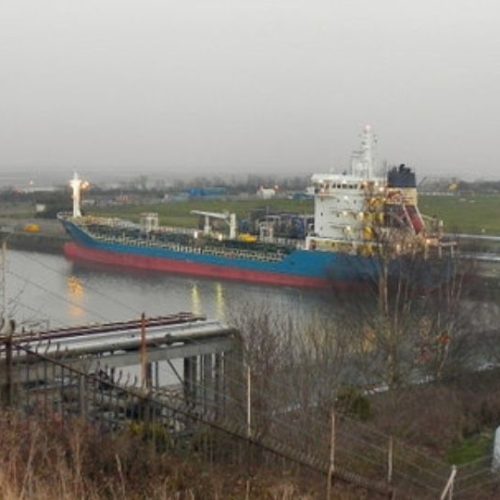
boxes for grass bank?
[91,194,500,235]
[92,198,313,228]
[0,411,370,500]
[419,194,500,235]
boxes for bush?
[336,387,372,422]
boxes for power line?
[2,253,469,490]
[8,297,66,330]
[6,268,111,323]
[14,251,142,316]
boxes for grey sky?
[1,0,499,180]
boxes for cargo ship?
[59,127,454,289]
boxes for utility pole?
[0,237,6,320]
[0,227,13,321]
[326,410,336,500]
[246,365,252,438]
[0,229,14,407]
[140,313,151,391]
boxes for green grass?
[91,194,500,235]
[420,194,500,235]
[446,432,492,465]
[93,198,314,228]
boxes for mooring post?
[326,410,336,500]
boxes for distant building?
[162,192,189,202]
[17,186,59,194]
[292,192,313,201]
[256,186,276,199]
[187,187,227,199]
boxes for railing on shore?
[1,324,499,499]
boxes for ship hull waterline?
[63,242,373,291]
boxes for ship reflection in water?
[67,275,85,319]
[7,250,334,329]
[190,283,202,316]
[214,282,226,321]
[190,282,226,320]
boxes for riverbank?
[0,218,69,254]
[2,216,500,297]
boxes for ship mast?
[351,124,376,179]
[70,172,82,218]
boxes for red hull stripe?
[64,243,334,289]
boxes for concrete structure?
[1,313,243,412]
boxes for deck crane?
[190,210,237,240]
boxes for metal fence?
[1,335,499,499]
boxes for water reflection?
[190,283,202,316]
[214,282,226,321]
[8,250,335,328]
[67,275,85,318]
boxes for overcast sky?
[1,0,499,180]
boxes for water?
[4,250,334,330]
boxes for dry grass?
[369,368,500,458]
[0,410,364,500]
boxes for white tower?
[70,172,83,218]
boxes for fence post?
[246,365,252,439]
[326,410,336,500]
[140,313,151,392]
[79,374,87,418]
[245,365,252,500]
[387,436,393,485]
[440,465,457,500]
[387,435,395,498]
[5,332,13,406]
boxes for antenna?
[351,125,377,178]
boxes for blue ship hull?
[61,219,379,289]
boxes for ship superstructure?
[59,127,454,288]
[307,126,447,259]
[308,125,385,250]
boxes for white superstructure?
[309,126,385,247]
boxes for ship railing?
[78,216,138,229]
[259,236,305,249]
[156,225,199,236]
[87,227,287,263]
[78,215,302,249]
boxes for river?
[4,250,335,331]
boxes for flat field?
[419,194,500,235]
[91,194,500,235]
[92,198,314,228]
